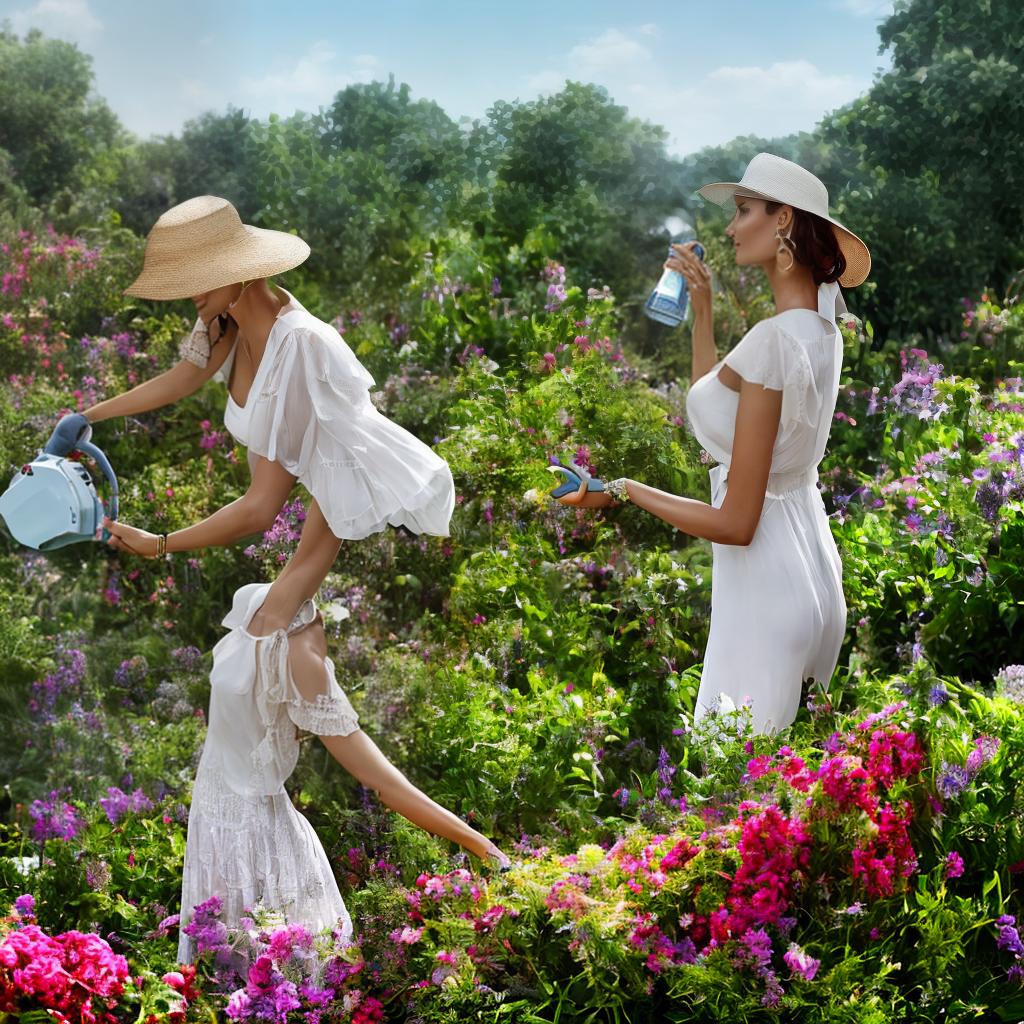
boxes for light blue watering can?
[0,413,118,551]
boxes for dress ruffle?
[177,771,353,964]
[722,319,821,431]
[240,319,455,540]
[221,582,361,755]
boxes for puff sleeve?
[244,324,455,540]
[722,320,821,431]
[253,625,361,739]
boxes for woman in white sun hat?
[56,195,510,961]
[558,152,871,736]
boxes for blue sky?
[1,0,897,157]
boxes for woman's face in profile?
[725,194,791,268]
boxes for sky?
[1,0,898,158]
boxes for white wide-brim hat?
[124,195,311,300]
[696,152,871,289]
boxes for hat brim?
[695,181,871,289]
[123,225,311,301]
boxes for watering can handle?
[76,440,119,535]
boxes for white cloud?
[650,59,865,154]
[524,69,569,95]
[9,0,101,43]
[522,27,870,158]
[706,58,855,98]
[831,0,895,17]
[239,40,380,110]
[568,28,651,71]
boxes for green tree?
[0,26,121,205]
[820,0,1024,339]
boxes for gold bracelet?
[156,533,167,557]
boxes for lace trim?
[179,768,353,963]
[287,691,360,736]
[178,318,212,369]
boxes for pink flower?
[390,926,424,945]
[783,942,821,980]
[945,851,965,879]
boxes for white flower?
[321,600,351,624]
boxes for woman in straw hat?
[50,195,510,961]
[556,153,870,736]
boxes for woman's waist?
[710,462,819,500]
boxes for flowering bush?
[2,219,1024,1020]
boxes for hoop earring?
[774,227,796,272]
[227,280,251,311]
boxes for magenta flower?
[945,851,965,879]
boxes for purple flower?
[936,763,972,799]
[172,645,203,671]
[929,684,950,706]
[997,915,1024,957]
[183,894,229,954]
[99,786,154,825]
[975,481,1005,523]
[965,735,1000,774]
[904,512,924,533]
[995,664,1024,703]
[29,790,82,842]
[13,894,35,918]
[30,636,87,720]
[945,851,965,879]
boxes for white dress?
[683,281,849,735]
[176,289,455,960]
[177,582,361,963]
[204,287,455,540]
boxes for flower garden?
[0,215,1022,1024]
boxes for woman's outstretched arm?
[319,729,500,860]
[105,453,297,555]
[84,333,236,422]
[559,378,782,547]
[285,616,509,866]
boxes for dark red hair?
[763,200,846,286]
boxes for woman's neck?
[228,280,286,344]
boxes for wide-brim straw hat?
[124,195,311,300]
[695,152,871,288]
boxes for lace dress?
[177,582,361,963]
[175,289,458,961]
[682,281,850,735]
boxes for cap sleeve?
[243,321,455,540]
[722,319,820,431]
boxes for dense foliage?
[2,0,1024,1019]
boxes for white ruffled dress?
[683,281,849,735]
[175,291,457,960]
[186,288,455,540]
[177,582,361,963]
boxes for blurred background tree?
[1,0,1021,366]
